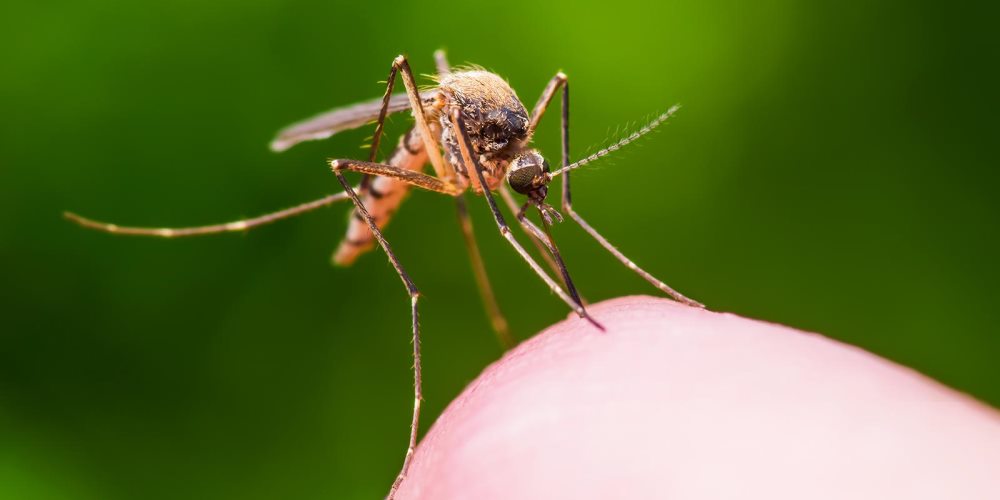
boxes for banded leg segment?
[333,171,423,500]
[448,108,602,330]
[537,73,704,307]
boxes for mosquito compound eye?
[508,163,542,194]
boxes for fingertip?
[398,295,1000,500]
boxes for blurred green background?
[1,0,997,498]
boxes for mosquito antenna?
[549,105,680,178]
[64,190,354,237]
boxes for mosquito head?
[507,149,551,200]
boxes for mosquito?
[64,50,703,498]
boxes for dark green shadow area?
[1,0,997,498]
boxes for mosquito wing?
[270,90,439,152]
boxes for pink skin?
[398,296,1000,499]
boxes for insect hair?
[550,105,680,177]
[422,63,490,85]
[581,117,647,169]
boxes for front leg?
[447,107,602,330]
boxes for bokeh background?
[2,0,997,498]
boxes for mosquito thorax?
[507,150,551,198]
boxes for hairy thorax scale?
[432,70,531,193]
[335,71,531,265]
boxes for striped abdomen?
[333,129,427,266]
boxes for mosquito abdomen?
[333,128,428,266]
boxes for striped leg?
[333,172,423,500]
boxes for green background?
[2,0,997,498]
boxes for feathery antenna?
[549,105,680,178]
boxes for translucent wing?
[270,90,439,152]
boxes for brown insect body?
[338,70,546,264]
[64,51,701,500]
[434,70,532,192]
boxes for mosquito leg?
[499,186,578,301]
[455,196,514,349]
[358,57,407,194]
[434,49,450,77]
[498,184,564,286]
[333,171,423,500]
[510,200,585,308]
[393,55,457,184]
[527,72,567,137]
[554,75,704,307]
[329,159,461,196]
[64,191,353,237]
[448,108,603,330]
[563,207,703,307]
